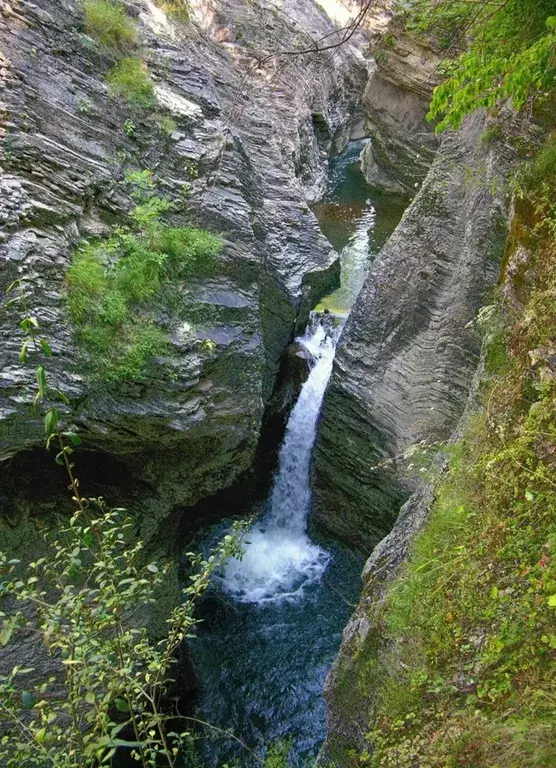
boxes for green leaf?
[21,316,39,331]
[39,338,53,357]
[546,16,556,29]
[20,339,32,363]
[44,408,59,438]
[548,594,556,607]
[107,738,145,748]
[0,626,14,646]
[21,691,36,709]
[63,431,81,446]
[36,365,47,398]
[146,563,159,574]
[114,697,130,713]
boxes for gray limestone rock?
[360,16,442,193]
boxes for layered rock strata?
[360,15,442,193]
[316,111,526,764]
[313,110,517,553]
[0,0,367,536]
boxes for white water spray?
[221,317,339,603]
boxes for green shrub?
[124,168,156,198]
[408,0,556,131]
[156,113,177,136]
[525,137,556,189]
[65,179,221,381]
[106,57,155,107]
[0,504,245,767]
[153,226,222,277]
[81,322,170,381]
[512,137,556,241]
[83,0,137,51]
[65,246,107,323]
[155,0,190,22]
[114,237,167,302]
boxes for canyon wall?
[313,109,517,552]
[0,0,367,541]
[315,104,527,760]
[359,14,442,193]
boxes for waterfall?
[220,315,339,603]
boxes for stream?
[188,141,407,767]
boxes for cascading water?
[220,317,339,603]
[189,141,407,767]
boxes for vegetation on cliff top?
[404,0,556,132]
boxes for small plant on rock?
[83,0,138,52]
[106,57,155,108]
[64,169,222,381]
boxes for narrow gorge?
[1,1,555,767]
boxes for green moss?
[106,57,155,107]
[83,0,137,51]
[480,124,505,144]
[65,175,222,382]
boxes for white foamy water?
[221,317,339,603]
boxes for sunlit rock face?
[0,0,368,532]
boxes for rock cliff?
[0,0,367,540]
[313,110,517,554]
[359,14,442,193]
[315,108,529,763]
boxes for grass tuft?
[106,57,155,107]
[83,0,137,51]
[65,175,221,381]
